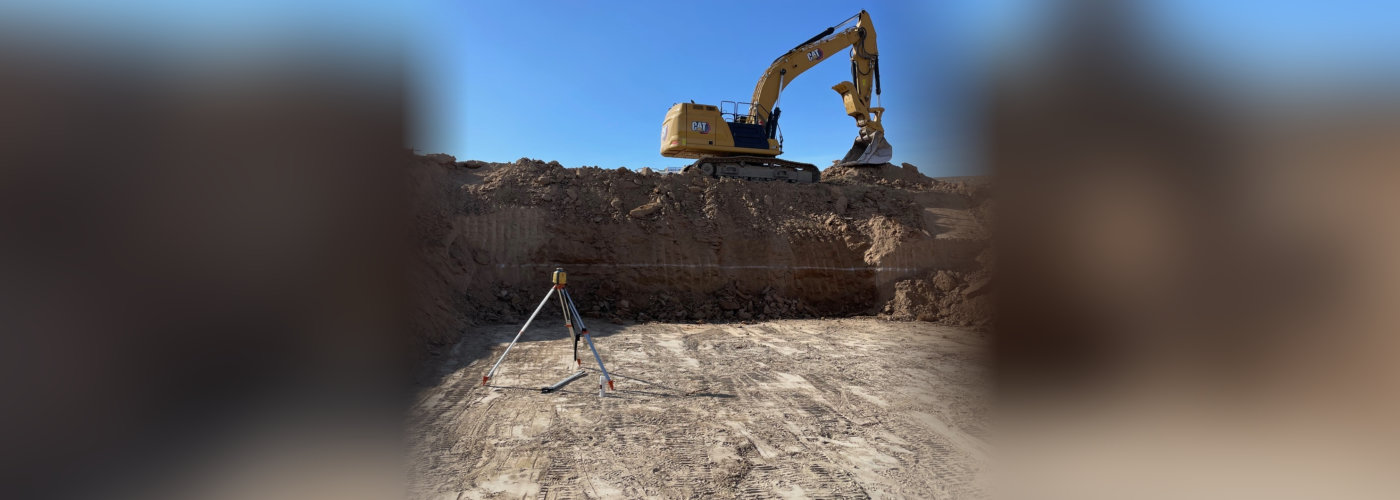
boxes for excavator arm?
[748,10,892,165]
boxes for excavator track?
[682,155,821,183]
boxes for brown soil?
[409,154,991,359]
[406,154,993,497]
[409,319,989,499]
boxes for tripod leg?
[582,332,613,392]
[558,290,579,367]
[564,289,613,391]
[483,286,556,385]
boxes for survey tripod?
[482,268,615,394]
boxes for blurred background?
[988,1,1400,499]
[0,1,409,499]
[3,0,1399,498]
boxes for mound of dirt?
[883,269,994,326]
[824,162,983,194]
[410,154,991,357]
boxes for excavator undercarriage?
[682,155,822,183]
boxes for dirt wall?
[410,154,990,355]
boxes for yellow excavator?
[659,10,891,183]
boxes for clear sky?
[4,0,1398,176]
[407,1,1400,176]
[408,1,980,176]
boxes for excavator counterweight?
[660,10,892,182]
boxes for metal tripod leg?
[563,288,613,391]
[558,290,580,368]
[483,286,556,385]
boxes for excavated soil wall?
[411,154,990,353]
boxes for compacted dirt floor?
[409,319,989,499]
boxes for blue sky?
[408,1,980,175]
[4,0,1398,177]
[407,1,1400,176]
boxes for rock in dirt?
[933,270,960,292]
[628,199,663,218]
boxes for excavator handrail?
[719,100,771,125]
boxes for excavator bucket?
[837,131,893,166]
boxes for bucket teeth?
[838,131,893,166]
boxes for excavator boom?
[747,10,891,165]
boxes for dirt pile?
[883,268,993,325]
[825,162,984,194]
[410,153,990,352]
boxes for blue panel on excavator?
[728,122,768,149]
